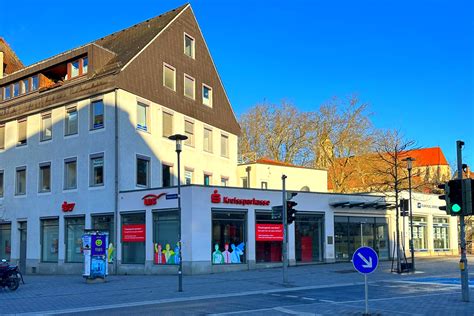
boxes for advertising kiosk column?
[82,231,109,282]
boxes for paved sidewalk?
[0,256,473,315]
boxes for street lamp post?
[168,133,188,292]
[403,157,416,272]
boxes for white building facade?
[0,4,240,274]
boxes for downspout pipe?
[114,88,119,275]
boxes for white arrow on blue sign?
[352,246,379,274]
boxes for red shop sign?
[62,201,75,212]
[122,224,146,242]
[142,193,166,206]
[211,190,270,206]
[256,224,283,241]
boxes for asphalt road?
[63,280,470,316]
[3,257,474,315]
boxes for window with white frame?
[162,111,173,138]
[64,158,77,190]
[184,33,195,58]
[221,177,228,187]
[39,162,51,193]
[184,74,195,99]
[15,166,26,195]
[261,181,268,189]
[163,64,176,91]
[90,100,104,130]
[0,170,4,197]
[136,155,150,187]
[184,120,194,146]
[65,107,78,136]
[433,217,450,250]
[40,113,52,141]
[136,102,149,131]
[185,170,193,185]
[17,119,27,146]
[0,125,4,149]
[203,128,213,153]
[220,134,229,157]
[90,153,104,186]
[202,84,212,107]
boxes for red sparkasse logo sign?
[210,190,270,206]
[256,224,284,241]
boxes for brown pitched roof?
[94,3,188,72]
[0,37,24,74]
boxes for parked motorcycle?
[0,259,20,291]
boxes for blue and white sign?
[352,246,378,274]
[166,193,178,200]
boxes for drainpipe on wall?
[114,89,119,275]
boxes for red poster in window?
[122,224,146,242]
[256,224,283,241]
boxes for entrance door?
[18,222,27,273]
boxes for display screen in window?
[212,212,246,264]
[256,212,282,263]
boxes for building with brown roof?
[327,147,451,193]
[0,4,241,274]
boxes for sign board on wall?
[122,224,146,242]
[256,224,283,241]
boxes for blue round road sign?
[352,246,378,274]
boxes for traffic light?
[287,201,297,224]
[439,179,469,216]
[286,192,298,225]
[400,199,409,217]
[448,179,463,215]
[438,182,449,213]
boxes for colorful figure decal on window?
[107,243,115,263]
[212,243,224,264]
[230,242,245,263]
[162,243,175,263]
[174,243,181,264]
[154,243,166,264]
[222,243,231,264]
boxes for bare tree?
[239,101,315,165]
[313,95,376,192]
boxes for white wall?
[237,163,327,192]
[117,90,238,191]
[0,91,117,263]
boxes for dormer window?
[1,75,39,101]
[67,56,88,80]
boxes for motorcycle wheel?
[7,276,19,291]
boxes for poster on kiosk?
[82,231,109,280]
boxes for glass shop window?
[211,211,246,264]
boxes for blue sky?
[1,0,472,166]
